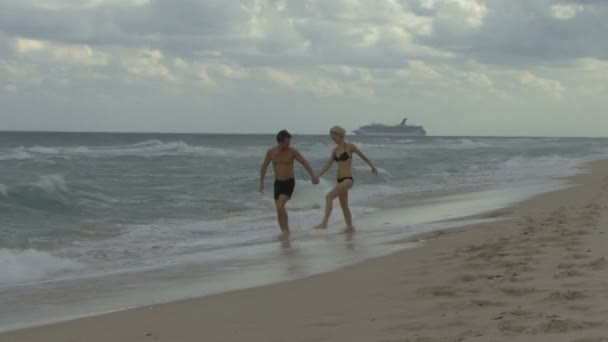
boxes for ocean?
[1,132,607,331]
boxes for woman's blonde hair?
[329,125,346,137]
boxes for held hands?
[311,175,320,185]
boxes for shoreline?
[4,159,608,341]
[0,180,566,333]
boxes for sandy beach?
[4,159,608,342]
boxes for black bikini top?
[334,150,350,162]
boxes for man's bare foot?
[276,232,290,241]
[344,225,355,234]
[314,223,328,229]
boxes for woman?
[315,126,377,232]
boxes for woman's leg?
[315,180,353,229]
[338,187,353,231]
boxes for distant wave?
[349,139,493,151]
[27,146,63,154]
[33,174,69,194]
[0,175,115,212]
[500,154,581,173]
[0,138,495,161]
[0,140,246,159]
[433,138,492,150]
[0,150,34,161]
[0,249,83,286]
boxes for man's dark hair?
[276,129,292,143]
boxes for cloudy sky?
[0,0,606,136]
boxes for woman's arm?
[351,143,378,175]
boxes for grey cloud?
[1,0,608,70]
[0,0,607,136]
[0,6,136,49]
[0,0,440,69]
[0,1,251,51]
[563,0,608,5]
[416,0,608,65]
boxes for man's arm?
[351,143,378,175]
[293,149,318,184]
[259,149,272,193]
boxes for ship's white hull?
[353,130,427,137]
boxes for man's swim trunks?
[274,178,296,200]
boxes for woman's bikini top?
[334,150,351,162]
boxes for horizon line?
[0,130,606,139]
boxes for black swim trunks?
[274,178,295,200]
[337,177,354,184]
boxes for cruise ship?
[353,118,427,137]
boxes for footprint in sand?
[500,259,531,268]
[457,274,488,283]
[555,239,583,248]
[500,286,541,297]
[471,299,506,308]
[503,263,538,274]
[505,309,535,317]
[585,203,601,210]
[573,338,608,342]
[567,253,591,260]
[561,230,590,237]
[400,329,484,342]
[509,275,535,283]
[305,320,345,328]
[557,262,578,270]
[486,210,513,218]
[400,337,440,342]
[460,262,489,270]
[530,319,605,334]
[521,225,539,234]
[461,240,508,253]
[554,270,586,279]
[568,304,593,311]
[501,319,606,336]
[467,250,509,262]
[534,235,562,244]
[583,257,607,270]
[416,286,478,298]
[517,237,533,244]
[416,286,458,298]
[581,218,598,226]
[512,247,542,257]
[498,320,530,335]
[545,290,587,301]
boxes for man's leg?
[275,195,290,239]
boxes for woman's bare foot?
[314,223,328,229]
[344,225,355,234]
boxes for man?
[260,130,318,240]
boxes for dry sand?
[4,160,608,342]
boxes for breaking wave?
[0,249,84,286]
